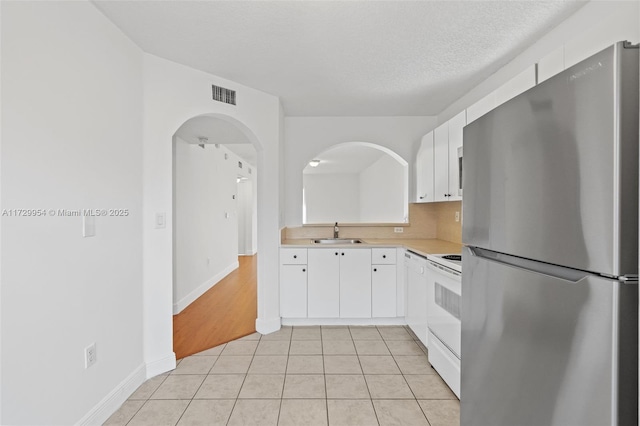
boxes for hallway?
[173,255,257,360]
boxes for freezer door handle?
[468,247,592,283]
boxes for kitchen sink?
[312,238,363,244]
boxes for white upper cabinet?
[466,91,497,124]
[434,122,449,202]
[447,111,466,202]
[415,132,434,203]
[538,46,565,83]
[494,65,536,106]
[564,8,639,69]
[416,112,465,203]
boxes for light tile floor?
[104,326,460,426]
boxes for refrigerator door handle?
[468,247,593,283]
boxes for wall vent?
[212,85,236,105]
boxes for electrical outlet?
[455,211,460,222]
[85,343,97,368]
[394,227,404,233]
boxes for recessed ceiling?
[93,1,585,116]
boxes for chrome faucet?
[334,222,339,239]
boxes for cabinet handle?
[302,268,306,272]
[419,194,426,199]
[335,252,339,256]
[341,252,345,256]
[382,255,386,259]
[374,268,377,272]
[293,255,297,259]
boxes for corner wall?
[1,2,144,424]
[142,54,283,377]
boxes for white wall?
[237,178,256,255]
[142,53,283,377]
[284,116,436,226]
[438,1,640,123]
[174,139,255,313]
[359,155,406,223]
[1,2,144,425]
[304,173,360,223]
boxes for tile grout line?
[224,334,261,426]
[354,327,381,426]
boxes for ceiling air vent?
[212,84,236,105]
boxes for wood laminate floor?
[173,255,257,360]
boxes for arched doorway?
[171,114,260,359]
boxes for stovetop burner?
[441,255,462,261]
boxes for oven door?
[426,260,461,358]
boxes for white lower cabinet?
[280,264,307,318]
[372,265,396,317]
[280,246,400,321]
[307,249,340,318]
[339,249,372,318]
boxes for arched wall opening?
[170,113,260,357]
[302,141,409,224]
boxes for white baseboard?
[75,363,146,426]
[146,352,177,378]
[173,261,239,314]
[281,317,406,327]
[255,317,281,334]
[76,353,177,426]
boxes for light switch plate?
[155,212,166,229]
[83,215,96,237]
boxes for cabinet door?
[280,265,307,318]
[466,91,497,124]
[538,46,564,83]
[280,248,308,265]
[447,111,466,202]
[416,132,434,202]
[308,249,340,318]
[434,122,449,202]
[339,249,372,318]
[372,265,396,318]
[494,65,536,106]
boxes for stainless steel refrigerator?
[461,42,639,426]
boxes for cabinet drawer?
[372,248,396,264]
[280,248,308,264]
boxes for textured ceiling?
[93,1,585,116]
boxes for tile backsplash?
[283,201,462,243]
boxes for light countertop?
[281,238,463,258]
